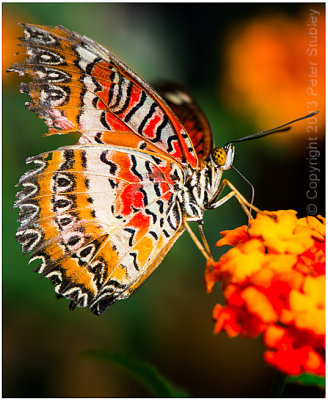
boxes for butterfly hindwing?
[14,145,184,314]
[155,82,213,165]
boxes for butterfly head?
[211,144,235,170]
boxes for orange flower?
[220,10,325,145]
[206,210,325,376]
[2,7,34,85]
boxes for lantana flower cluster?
[205,210,325,376]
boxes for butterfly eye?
[212,147,227,166]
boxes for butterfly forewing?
[9,23,198,168]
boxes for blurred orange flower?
[221,9,325,144]
[206,210,325,376]
[2,7,35,85]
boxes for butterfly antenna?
[231,165,255,221]
[225,111,318,146]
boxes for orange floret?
[206,210,325,377]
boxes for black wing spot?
[163,229,170,238]
[95,132,103,144]
[154,183,161,197]
[138,103,157,135]
[125,90,146,122]
[81,150,87,168]
[108,178,118,189]
[100,151,118,175]
[114,80,133,114]
[124,228,136,247]
[53,197,71,211]
[131,155,143,180]
[139,187,149,206]
[145,208,157,224]
[152,156,163,165]
[149,231,158,240]
[59,149,74,170]
[130,252,139,271]
[67,235,81,246]
[100,111,112,130]
[156,200,164,213]
[152,115,168,143]
[167,135,177,153]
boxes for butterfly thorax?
[176,145,235,222]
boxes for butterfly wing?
[15,145,185,314]
[155,82,213,165]
[8,23,199,168]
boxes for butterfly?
[9,23,247,315]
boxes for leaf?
[82,349,189,397]
[287,373,325,389]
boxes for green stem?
[270,371,287,397]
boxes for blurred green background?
[3,3,325,397]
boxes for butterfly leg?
[197,222,213,258]
[184,221,214,263]
[208,179,263,217]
